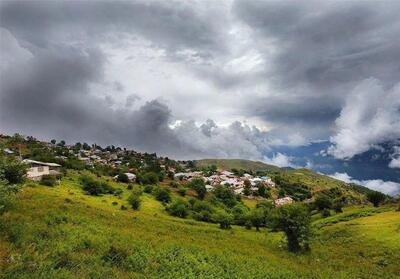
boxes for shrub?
[315,194,333,211]
[367,191,386,207]
[274,204,312,252]
[0,158,27,184]
[214,211,233,230]
[137,172,159,185]
[127,184,133,190]
[167,199,189,218]
[120,205,128,210]
[333,200,343,213]
[0,174,19,214]
[112,201,118,206]
[117,173,129,183]
[213,185,237,208]
[80,175,115,196]
[154,188,171,203]
[128,194,141,210]
[143,185,153,193]
[321,208,331,218]
[40,175,57,187]
[177,187,187,196]
[188,178,207,200]
[169,181,180,188]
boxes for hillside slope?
[1,172,399,278]
[195,159,281,172]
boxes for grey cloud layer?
[1,0,400,162]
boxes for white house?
[23,159,61,181]
[274,196,294,207]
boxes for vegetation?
[367,191,387,207]
[128,194,141,210]
[80,175,115,196]
[40,175,57,187]
[275,204,311,252]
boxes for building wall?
[26,166,50,180]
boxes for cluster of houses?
[2,135,293,206]
[175,169,275,194]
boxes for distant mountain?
[265,141,400,183]
[195,159,281,172]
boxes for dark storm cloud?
[234,0,400,90]
[1,0,400,162]
[233,0,400,141]
[0,0,225,57]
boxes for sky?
[0,0,399,193]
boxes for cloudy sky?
[1,0,400,188]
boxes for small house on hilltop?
[23,159,61,181]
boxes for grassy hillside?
[195,159,281,172]
[1,171,399,278]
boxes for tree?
[367,191,386,207]
[154,188,171,203]
[189,177,207,200]
[257,184,270,198]
[50,139,57,145]
[314,194,332,211]
[275,204,311,252]
[117,173,129,183]
[243,179,251,196]
[0,170,20,214]
[128,194,141,210]
[250,208,265,231]
[167,199,189,218]
[0,158,27,184]
[80,175,115,196]
[213,185,237,207]
[214,211,233,230]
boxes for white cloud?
[389,146,400,169]
[263,153,298,168]
[328,78,400,160]
[329,172,400,196]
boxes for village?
[1,134,293,207]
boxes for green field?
[1,171,399,278]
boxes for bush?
[116,173,129,183]
[80,175,115,196]
[213,185,237,207]
[169,181,180,188]
[188,178,207,200]
[137,172,159,185]
[167,199,189,218]
[0,158,27,184]
[177,187,187,196]
[315,194,333,211]
[40,175,57,187]
[128,194,141,210]
[154,188,171,203]
[143,185,153,193]
[367,191,386,207]
[321,208,331,218]
[214,211,233,230]
[275,204,311,252]
[0,175,19,214]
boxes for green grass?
[0,171,399,278]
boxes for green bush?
[117,173,129,183]
[154,188,171,203]
[213,185,237,208]
[80,175,115,196]
[167,199,189,218]
[214,211,233,230]
[321,208,331,218]
[177,187,187,196]
[40,175,57,187]
[128,194,141,210]
[367,191,386,207]
[188,178,207,200]
[315,194,333,211]
[0,157,27,184]
[102,245,129,267]
[144,185,153,193]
